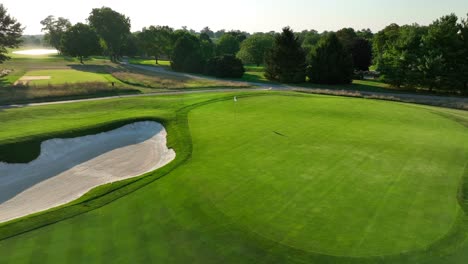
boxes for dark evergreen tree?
[171,34,204,73]
[307,33,353,84]
[264,27,306,83]
[351,38,373,71]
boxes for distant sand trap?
[0,121,176,223]
[14,76,51,85]
[12,49,58,55]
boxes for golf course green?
[0,92,467,263]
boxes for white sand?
[14,76,51,85]
[0,121,175,223]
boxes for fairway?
[0,92,467,263]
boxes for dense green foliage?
[216,34,241,55]
[205,55,245,78]
[336,28,373,71]
[237,33,274,66]
[265,27,306,83]
[61,23,101,63]
[137,26,174,64]
[307,33,354,84]
[0,4,22,64]
[88,7,131,62]
[373,14,468,92]
[40,16,71,53]
[0,93,467,263]
[171,34,204,73]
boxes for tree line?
[0,4,467,92]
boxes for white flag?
[234,96,237,102]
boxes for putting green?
[0,93,467,263]
[183,95,467,256]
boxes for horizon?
[2,0,467,35]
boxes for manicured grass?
[23,69,109,85]
[0,92,467,263]
[129,58,171,67]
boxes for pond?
[12,49,59,55]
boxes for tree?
[40,16,71,52]
[307,33,353,84]
[226,30,248,43]
[356,29,374,41]
[376,24,427,88]
[138,26,173,64]
[171,34,204,73]
[459,14,468,92]
[61,23,101,63]
[88,7,131,62]
[237,34,274,66]
[0,4,23,64]
[199,33,215,61]
[121,33,141,57]
[264,27,306,83]
[214,29,226,38]
[300,30,321,55]
[336,28,358,51]
[421,14,464,91]
[351,38,373,71]
[216,34,240,55]
[201,27,214,38]
[205,55,245,78]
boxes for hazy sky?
[2,0,467,35]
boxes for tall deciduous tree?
[0,4,23,64]
[216,34,241,55]
[422,14,464,91]
[88,7,131,62]
[237,34,274,66]
[138,26,173,64]
[40,16,71,53]
[61,23,101,64]
[265,27,306,83]
[307,33,353,84]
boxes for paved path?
[1,63,467,111]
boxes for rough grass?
[0,92,467,263]
[112,70,251,90]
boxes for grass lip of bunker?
[0,121,176,223]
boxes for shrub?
[205,55,245,78]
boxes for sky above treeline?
[3,0,468,35]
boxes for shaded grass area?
[129,58,171,67]
[0,92,467,263]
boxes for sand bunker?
[0,121,176,223]
[14,76,51,85]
